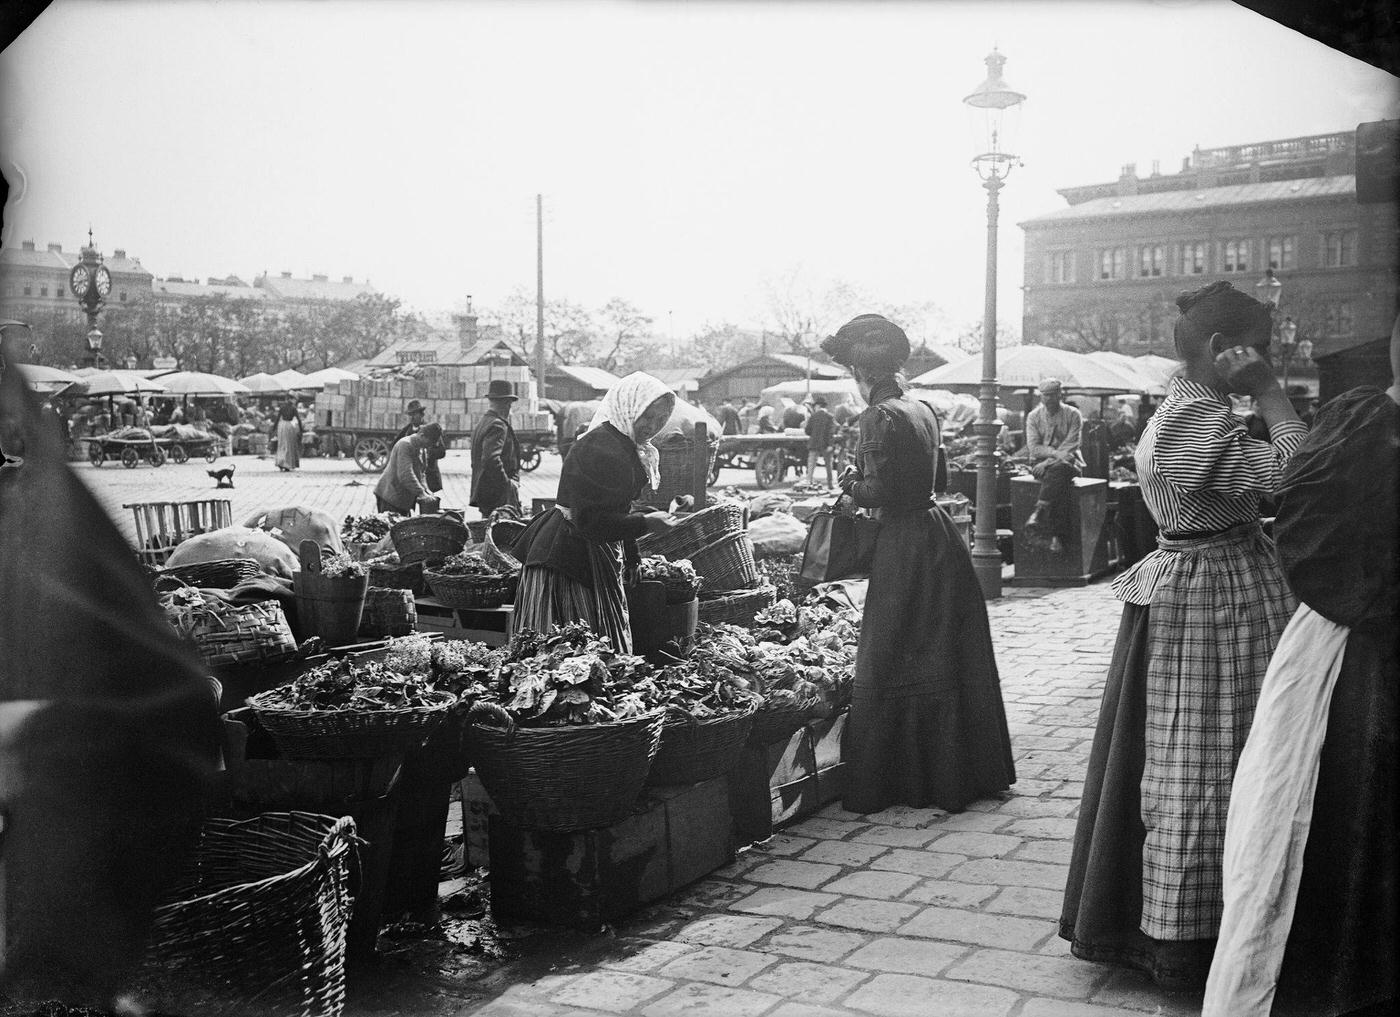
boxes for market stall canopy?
[1085,352,1168,396]
[909,344,1142,396]
[651,396,722,442]
[158,371,250,397]
[238,372,290,395]
[78,370,169,396]
[760,378,865,408]
[15,363,84,393]
[303,366,360,386]
[272,368,319,390]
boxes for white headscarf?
[588,372,676,490]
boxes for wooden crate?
[728,711,848,847]
[488,776,735,928]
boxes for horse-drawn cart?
[715,433,810,489]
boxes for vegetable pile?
[431,550,501,578]
[317,551,367,579]
[255,658,443,712]
[342,513,395,545]
[638,556,701,597]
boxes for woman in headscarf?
[1060,281,1307,989]
[274,397,301,471]
[512,372,677,652]
[824,314,1015,815]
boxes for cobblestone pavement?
[78,453,1201,1016]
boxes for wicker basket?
[647,703,758,786]
[638,501,747,561]
[697,585,777,627]
[171,599,299,667]
[368,557,425,595]
[749,696,829,746]
[157,557,263,590]
[249,689,455,759]
[691,531,760,593]
[466,702,665,831]
[359,587,418,638]
[490,518,528,552]
[423,569,512,610]
[465,519,490,542]
[140,812,356,1017]
[639,435,718,510]
[390,515,469,566]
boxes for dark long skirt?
[1273,618,1398,1016]
[841,507,1015,815]
[1059,603,1216,989]
[513,539,632,653]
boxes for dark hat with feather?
[821,314,911,373]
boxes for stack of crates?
[317,364,554,438]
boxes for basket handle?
[299,539,323,574]
[466,700,515,734]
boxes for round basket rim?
[661,700,759,728]
[247,688,456,718]
[422,567,509,584]
[467,705,666,733]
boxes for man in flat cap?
[1024,378,1083,554]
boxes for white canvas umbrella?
[910,344,1142,396]
[1086,352,1168,396]
[16,363,84,393]
[304,366,359,386]
[79,371,169,396]
[158,371,250,397]
[238,372,290,395]
[272,368,318,390]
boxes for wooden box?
[1010,475,1111,586]
[488,777,735,928]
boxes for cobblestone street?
[80,452,1202,1017]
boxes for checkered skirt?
[1140,522,1295,940]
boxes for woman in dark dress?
[1204,324,1398,1017]
[512,372,676,653]
[824,314,1015,815]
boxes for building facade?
[1019,128,1399,396]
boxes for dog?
[207,463,236,489]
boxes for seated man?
[1023,378,1083,554]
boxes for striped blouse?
[1112,377,1307,604]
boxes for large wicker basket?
[423,569,512,610]
[390,515,469,566]
[691,531,760,593]
[157,557,263,591]
[140,812,356,1017]
[248,689,455,759]
[697,585,777,627]
[359,587,418,638]
[638,501,747,561]
[647,702,758,786]
[639,434,718,510]
[749,696,829,746]
[170,598,299,668]
[367,557,425,595]
[465,702,665,831]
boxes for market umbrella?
[272,368,318,390]
[158,371,251,397]
[78,371,169,396]
[1085,352,1168,396]
[16,363,84,393]
[303,366,359,386]
[1133,354,1181,385]
[909,344,1141,396]
[760,377,864,407]
[238,372,290,395]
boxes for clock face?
[70,264,90,297]
[94,266,112,297]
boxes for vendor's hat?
[405,400,426,414]
[486,379,518,401]
[1038,378,1063,394]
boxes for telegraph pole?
[535,194,546,397]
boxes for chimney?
[457,294,480,356]
[1150,160,1160,177]
[21,240,34,251]
[1117,162,1139,196]
[114,248,126,258]
[47,243,62,252]
[281,271,292,278]
[342,275,353,284]
[312,273,328,282]
[1182,157,1191,172]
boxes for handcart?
[83,434,170,469]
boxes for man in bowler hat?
[470,379,522,516]
[396,399,444,494]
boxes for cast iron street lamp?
[1276,316,1313,394]
[964,47,1025,600]
[68,228,112,369]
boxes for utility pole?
[535,194,546,398]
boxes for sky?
[1,0,1397,343]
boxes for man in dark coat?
[717,398,742,435]
[804,395,836,488]
[395,400,444,493]
[470,379,521,516]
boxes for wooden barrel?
[293,540,368,646]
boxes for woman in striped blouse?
[1060,281,1306,989]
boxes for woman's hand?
[838,465,859,492]
[642,511,675,535]
[1216,345,1279,398]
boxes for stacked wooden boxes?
[317,364,553,440]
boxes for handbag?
[800,494,879,583]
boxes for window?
[1324,302,1354,336]
[1138,245,1164,278]
[22,285,31,296]
[1267,236,1296,270]
[1099,248,1127,280]
[39,285,48,297]
[1182,241,1207,275]
[1222,239,1251,273]
[1323,231,1357,268]
[1046,251,1076,284]
[119,291,127,302]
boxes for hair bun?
[1177,281,1232,315]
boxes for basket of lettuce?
[645,663,760,786]
[638,555,702,604]
[423,551,511,609]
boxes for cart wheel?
[205,445,219,463]
[709,457,722,485]
[169,443,189,464]
[755,449,786,489]
[121,447,139,469]
[519,446,542,472]
[88,444,105,467]
[151,447,166,468]
[353,436,391,472]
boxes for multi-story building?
[0,239,155,327]
[1019,127,1398,399]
